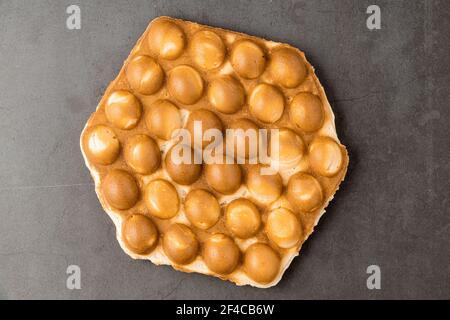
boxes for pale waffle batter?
[80,16,349,288]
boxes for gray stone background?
[0,0,448,299]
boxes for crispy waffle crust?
[80,16,348,288]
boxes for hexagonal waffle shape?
[80,16,348,288]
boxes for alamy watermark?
[366,265,381,290]
[66,265,81,290]
[170,122,280,175]
[366,5,381,30]
[66,5,81,30]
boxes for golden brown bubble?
[163,223,199,265]
[83,125,120,165]
[208,76,245,114]
[309,136,343,177]
[144,179,180,219]
[126,55,164,95]
[244,243,280,284]
[165,144,202,185]
[246,164,283,205]
[124,134,161,175]
[147,19,185,60]
[203,233,240,274]
[248,84,284,123]
[270,128,304,165]
[184,189,221,230]
[167,65,204,105]
[266,208,303,249]
[185,108,223,149]
[102,169,140,210]
[122,214,158,254]
[190,30,226,70]
[205,159,242,194]
[230,40,266,79]
[287,172,323,212]
[268,47,307,88]
[225,198,261,239]
[290,92,324,133]
[145,99,182,140]
[105,91,142,130]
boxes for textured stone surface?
[0,0,448,299]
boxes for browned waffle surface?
[80,16,348,288]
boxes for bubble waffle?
[80,16,349,288]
